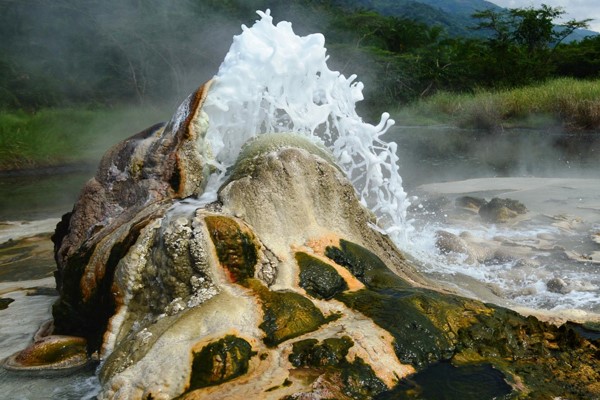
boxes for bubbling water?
[201,10,411,243]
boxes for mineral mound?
[9,81,599,400]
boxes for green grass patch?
[397,78,600,131]
[0,106,171,171]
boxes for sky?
[490,0,600,33]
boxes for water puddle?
[377,362,513,400]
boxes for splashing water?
[200,10,411,243]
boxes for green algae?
[336,289,455,367]
[288,336,387,400]
[204,216,257,283]
[565,321,600,341]
[325,238,600,398]
[188,335,255,390]
[326,239,454,366]
[289,336,354,368]
[247,279,327,347]
[296,252,348,299]
[325,239,410,290]
[341,357,389,399]
[15,337,87,366]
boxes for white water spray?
[201,10,411,243]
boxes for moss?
[205,216,258,284]
[289,336,354,368]
[325,239,410,290]
[296,252,348,299]
[247,279,327,347]
[188,335,255,391]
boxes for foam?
[201,10,411,243]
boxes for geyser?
[197,10,410,243]
[4,9,599,400]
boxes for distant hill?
[562,28,598,43]
[334,0,598,40]
[333,0,501,37]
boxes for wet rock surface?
[6,87,599,399]
[413,178,600,318]
[4,335,88,372]
[478,197,527,223]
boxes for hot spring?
[1,9,599,399]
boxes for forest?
[1,0,599,169]
[1,0,598,108]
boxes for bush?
[399,78,600,131]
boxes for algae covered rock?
[188,335,255,390]
[479,197,527,223]
[4,335,88,373]
[11,82,598,400]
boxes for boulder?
[455,195,486,212]
[479,197,527,223]
[547,277,571,294]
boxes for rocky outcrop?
[52,80,213,275]
[9,84,599,399]
[478,197,527,223]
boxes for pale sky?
[490,0,600,33]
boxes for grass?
[397,78,600,131]
[2,78,599,171]
[0,106,171,171]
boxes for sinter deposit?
[4,10,600,400]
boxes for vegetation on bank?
[0,107,169,171]
[398,78,600,130]
[2,77,597,172]
[1,1,599,171]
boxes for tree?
[471,4,591,86]
[473,4,591,53]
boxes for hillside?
[334,0,596,39]
[333,0,501,37]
